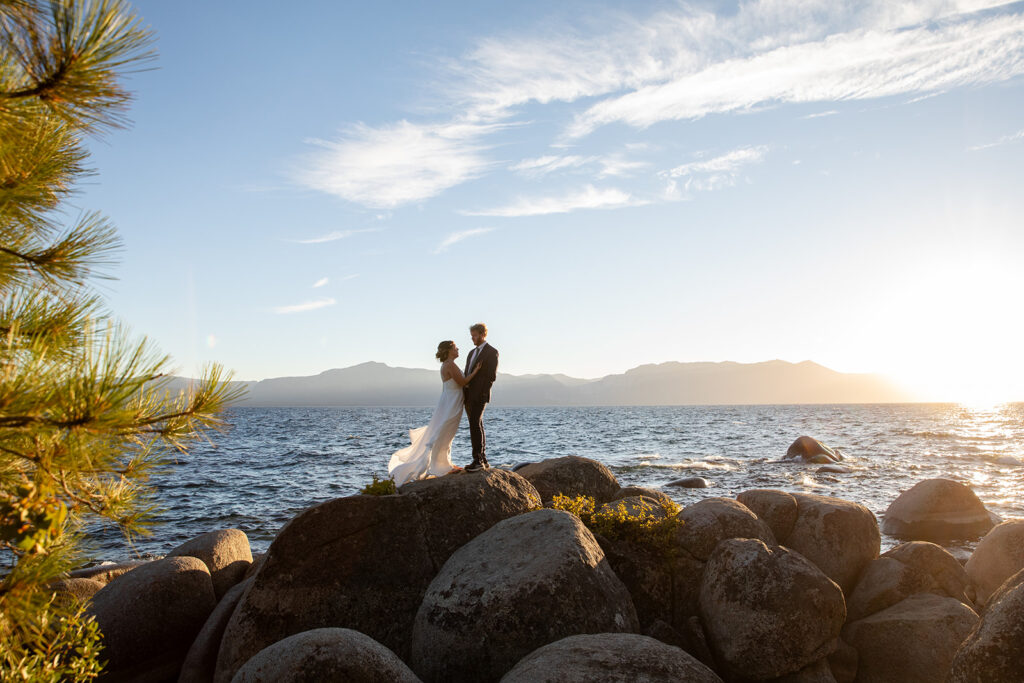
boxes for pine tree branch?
[0,212,122,291]
[0,0,156,134]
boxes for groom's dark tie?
[468,346,477,369]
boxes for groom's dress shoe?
[464,462,483,472]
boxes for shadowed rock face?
[596,534,706,642]
[948,577,1024,682]
[842,593,978,683]
[847,542,972,622]
[785,436,842,463]
[596,496,774,643]
[882,478,996,543]
[179,577,252,683]
[698,538,846,681]
[499,633,723,683]
[411,509,638,683]
[516,455,620,504]
[964,520,1024,607]
[231,628,420,683]
[88,556,217,675]
[169,528,252,600]
[213,469,540,683]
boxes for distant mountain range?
[176,360,913,407]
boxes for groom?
[463,322,498,471]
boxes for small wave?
[897,429,957,439]
[499,447,535,455]
[624,460,741,472]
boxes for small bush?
[550,494,684,555]
[360,475,397,496]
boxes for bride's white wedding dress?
[389,377,463,486]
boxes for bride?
[388,340,480,486]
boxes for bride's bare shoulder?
[440,360,454,379]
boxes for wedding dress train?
[388,378,464,486]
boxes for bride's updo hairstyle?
[436,340,455,362]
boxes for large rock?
[516,455,619,504]
[411,509,638,683]
[675,497,775,562]
[231,628,420,682]
[88,555,217,674]
[180,578,252,683]
[964,520,1024,606]
[881,479,995,542]
[596,497,775,632]
[214,469,539,682]
[846,542,972,621]
[948,578,1024,682]
[699,538,845,681]
[170,529,252,600]
[985,567,1024,611]
[842,593,978,683]
[783,492,880,595]
[785,436,842,463]
[740,490,880,595]
[499,633,722,683]
[666,477,709,488]
[736,489,798,541]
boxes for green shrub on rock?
[550,494,684,555]
[361,475,397,496]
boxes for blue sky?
[79,0,1024,402]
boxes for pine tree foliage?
[1,2,242,678]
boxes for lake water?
[90,402,1024,562]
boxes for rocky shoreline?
[55,449,1024,682]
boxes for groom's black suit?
[464,342,498,466]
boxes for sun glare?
[862,254,1024,405]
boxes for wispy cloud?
[295,121,505,208]
[511,155,592,177]
[803,109,839,119]
[292,228,379,244]
[463,185,643,217]
[969,128,1024,151]
[312,277,329,288]
[273,298,336,314]
[295,1,1023,207]
[597,155,649,178]
[661,145,769,196]
[449,1,1016,123]
[433,227,495,253]
[567,11,1024,137]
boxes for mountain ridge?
[177,359,914,407]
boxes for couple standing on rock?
[388,323,499,486]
